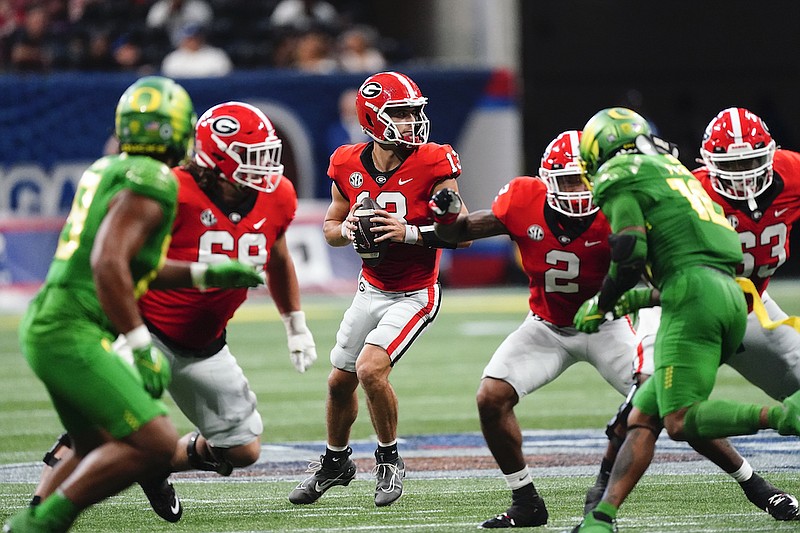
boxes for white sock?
[378,439,397,448]
[326,443,349,453]
[504,468,532,490]
[730,459,754,482]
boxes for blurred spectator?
[6,3,57,72]
[146,0,212,47]
[337,25,385,73]
[0,0,24,38]
[82,30,115,70]
[161,23,231,78]
[270,0,340,33]
[110,32,154,74]
[291,29,337,73]
[326,87,369,156]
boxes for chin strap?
[187,431,233,476]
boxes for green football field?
[1,282,799,532]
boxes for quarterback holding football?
[288,71,469,508]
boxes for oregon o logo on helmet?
[211,116,240,136]
[360,81,382,99]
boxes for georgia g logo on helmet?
[360,81,382,99]
[211,116,240,136]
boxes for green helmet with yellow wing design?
[578,107,651,182]
[115,76,196,165]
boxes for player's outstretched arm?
[612,287,660,319]
[430,188,506,244]
[267,234,318,373]
[151,260,264,290]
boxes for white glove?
[281,310,317,373]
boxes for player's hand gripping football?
[282,311,317,373]
[197,260,264,289]
[573,293,606,333]
[429,188,463,224]
[612,287,655,319]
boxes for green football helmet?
[115,76,196,164]
[578,107,652,180]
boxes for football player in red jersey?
[288,71,468,508]
[581,107,800,523]
[430,130,639,528]
[31,102,317,523]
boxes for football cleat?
[3,507,51,532]
[741,473,800,521]
[288,448,357,505]
[373,455,405,507]
[569,509,617,533]
[139,477,182,523]
[479,496,548,528]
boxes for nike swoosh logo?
[584,240,602,247]
[398,178,414,185]
[253,217,267,230]
[312,469,350,493]
[775,208,789,217]
[170,499,181,514]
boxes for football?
[353,197,387,266]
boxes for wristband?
[125,324,151,350]
[281,310,306,335]
[403,224,419,244]
[190,262,209,291]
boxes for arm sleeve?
[597,192,649,310]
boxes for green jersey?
[43,153,178,328]
[592,153,743,288]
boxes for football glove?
[573,293,606,333]
[133,344,172,399]
[612,287,654,319]
[191,261,264,291]
[429,188,462,224]
[282,311,317,373]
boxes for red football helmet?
[194,101,284,193]
[356,71,429,146]
[539,130,597,217]
[700,107,776,201]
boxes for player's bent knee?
[662,412,688,441]
[476,378,517,414]
[225,440,261,467]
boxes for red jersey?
[329,142,461,291]
[492,177,612,326]
[138,167,298,349]
[695,149,800,295]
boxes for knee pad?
[604,383,638,448]
[42,433,72,467]
[187,431,233,476]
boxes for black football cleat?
[479,496,548,528]
[140,477,182,522]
